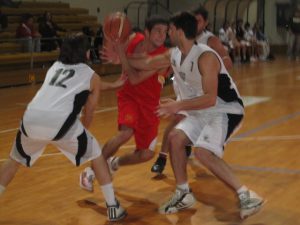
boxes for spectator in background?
[39,11,65,51]
[253,22,270,61]
[0,9,8,31]
[16,14,41,52]
[0,0,21,8]
[82,26,98,62]
[94,24,104,60]
[290,7,300,60]
[236,19,248,63]
[244,22,258,62]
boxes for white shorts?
[175,112,243,158]
[10,120,101,167]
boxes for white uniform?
[10,61,101,167]
[170,43,244,158]
[196,30,214,45]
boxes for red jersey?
[118,32,169,106]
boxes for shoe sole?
[240,199,266,219]
[159,200,195,214]
[79,173,93,193]
[108,210,127,221]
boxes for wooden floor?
[0,56,300,225]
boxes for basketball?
[103,12,132,43]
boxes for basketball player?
[119,11,264,219]
[151,4,233,174]
[79,16,170,190]
[0,34,127,222]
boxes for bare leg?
[102,126,133,160]
[0,158,20,187]
[91,155,112,185]
[194,147,242,191]
[118,149,154,166]
[168,129,190,185]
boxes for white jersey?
[196,30,214,45]
[22,61,94,140]
[170,43,244,115]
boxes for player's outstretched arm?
[127,49,172,71]
[99,73,126,90]
[81,73,100,128]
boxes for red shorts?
[118,96,159,150]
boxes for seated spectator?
[94,24,104,60]
[253,22,270,61]
[0,0,21,8]
[244,22,258,61]
[236,19,248,63]
[0,9,8,31]
[38,11,65,51]
[82,26,98,62]
[16,14,41,52]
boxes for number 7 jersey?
[22,61,94,140]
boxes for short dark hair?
[192,5,208,21]
[145,14,168,31]
[170,11,197,40]
[58,33,91,65]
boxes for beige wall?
[22,0,289,45]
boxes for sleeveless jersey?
[22,61,94,140]
[118,32,169,106]
[196,30,215,45]
[170,43,244,115]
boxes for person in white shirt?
[116,11,264,219]
[0,33,127,222]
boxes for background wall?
[22,0,290,45]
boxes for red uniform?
[117,32,168,150]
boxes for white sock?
[237,185,248,195]
[101,183,117,206]
[177,183,190,192]
[0,184,6,196]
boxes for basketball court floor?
[0,56,299,225]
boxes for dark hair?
[170,11,197,39]
[22,13,33,23]
[145,14,168,31]
[192,5,208,21]
[58,33,91,65]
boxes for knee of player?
[138,150,154,162]
[118,128,134,142]
[168,130,185,149]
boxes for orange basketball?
[103,12,132,43]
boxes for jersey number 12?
[49,69,75,88]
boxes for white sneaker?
[107,156,119,175]
[159,188,196,214]
[107,199,127,221]
[239,190,264,219]
[79,167,95,192]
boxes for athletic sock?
[0,184,6,196]
[101,183,117,206]
[177,183,190,193]
[237,185,248,195]
[159,152,168,159]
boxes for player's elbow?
[207,96,217,107]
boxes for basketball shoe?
[107,199,127,221]
[159,188,196,214]
[79,167,95,192]
[239,190,264,219]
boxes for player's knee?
[118,128,133,142]
[168,130,185,150]
[138,150,154,162]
